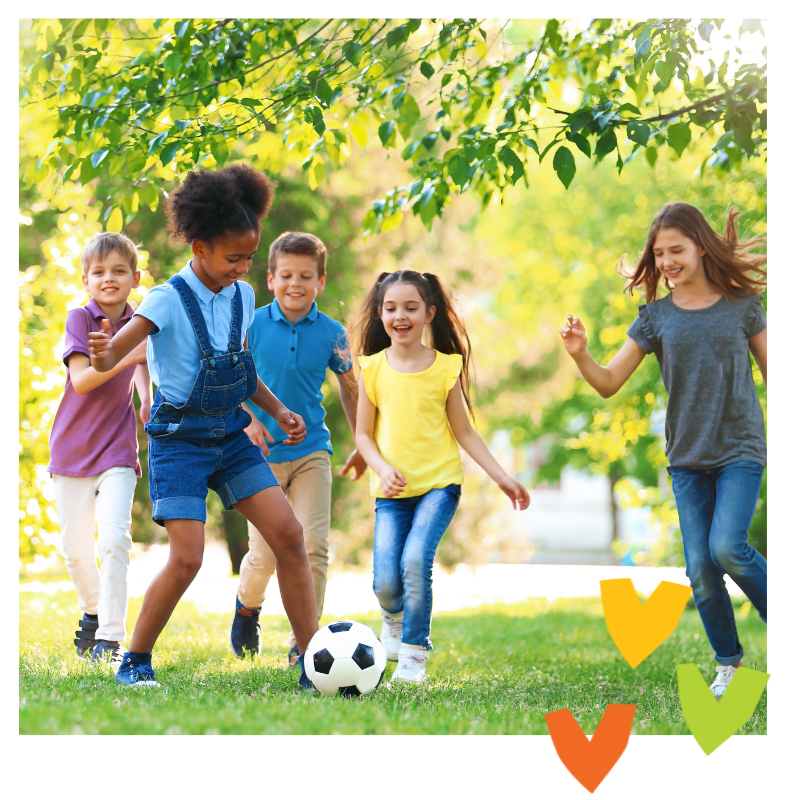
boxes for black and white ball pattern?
[304,620,387,697]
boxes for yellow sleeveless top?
[358,350,464,498]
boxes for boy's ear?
[82,273,89,290]
[317,273,327,293]
[267,270,275,291]
[132,269,141,289]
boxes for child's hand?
[340,450,368,482]
[88,319,112,364]
[139,399,152,425]
[276,409,306,446]
[245,415,274,456]
[378,465,406,498]
[498,475,530,510]
[559,314,588,358]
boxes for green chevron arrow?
[677,664,769,755]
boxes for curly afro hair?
[166,162,276,245]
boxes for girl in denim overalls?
[353,270,530,683]
[89,164,318,687]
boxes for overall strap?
[228,282,243,353]
[168,275,215,359]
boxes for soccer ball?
[304,620,387,697]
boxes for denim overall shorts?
[145,275,278,526]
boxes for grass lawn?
[19,586,767,735]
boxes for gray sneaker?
[710,664,739,699]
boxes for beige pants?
[53,466,136,642]
[238,450,332,646]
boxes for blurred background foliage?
[19,19,766,576]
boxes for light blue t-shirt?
[248,299,351,463]
[134,261,255,405]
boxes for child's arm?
[749,327,767,387]
[559,314,645,398]
[446,380,530,510]
[89,316,153,372]
[336,369,367,481]
[354,374,406,497]
[241,401,275,455]
[134,362,152,424]
[69,338,148,394]
[248,377,307,446]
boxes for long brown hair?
[352,270,474,416]
[619,202,766,303]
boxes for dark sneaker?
[288,644,301,667]
[298,656,316,693]
[90,640,125,665]
[115,652,160,687]
[230,597,262,658]
[74,613,98,657]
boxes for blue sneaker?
[288,644,301,667]
[115,652,160,687]
[230,597,261,658]
[91,639,125,665]
[298,655,316,693]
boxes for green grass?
[19,587,767,735]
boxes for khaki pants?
[53,466,136,642]
[238,450,332,646]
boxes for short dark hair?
[268,231,327,277]
[166,162,275,245]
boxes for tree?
[21,18,766,234]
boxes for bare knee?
[169,550,204,581]
[271,520,306,560]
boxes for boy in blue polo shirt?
[231,231,366,661]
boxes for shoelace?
[383,615,403,638]
[398,652,426,672]
[713,665,737,683]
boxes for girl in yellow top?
[354,270,530,683]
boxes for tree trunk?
[609,465,622,552]
[222,510,250,576]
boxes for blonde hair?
[81,232,139,275]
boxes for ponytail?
[352,270,474,417]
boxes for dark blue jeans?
[372,485,461,650]
[671,461,766,666]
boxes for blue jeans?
[671,461,767,666]
[372,485,461,650]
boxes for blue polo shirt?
[248,299,352,463]
[134,261,256,405]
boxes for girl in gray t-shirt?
[559,202,766,699]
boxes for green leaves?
[378,120,396,148]
[552,146,576,189]
[626,121,651,148]
[595,129,618,162]
[448,154,469,188]
[420,61,435,79]
[498,145,525,184]
[90,149,109,168]
[344,42,362,66]
[667,123,691,156]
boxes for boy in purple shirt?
[48,232,151,664]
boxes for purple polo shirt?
[47,298,142,478]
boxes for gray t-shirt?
[627,292,766,470]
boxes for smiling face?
[379,282,435,346]
[191,229,261,293]
[652,227,707,288]
[82,249,140,316]
[267,253,326,322]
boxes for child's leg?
[237,460,290,609]
[235,486,317,653]
[128,519,205,653]
[94,467,136,642]
[399,486,461,649]
[672,467,742,666]
[283,451,333,645]
[53,474,101,617]
[708,462,767,623]
[373,498,416,617]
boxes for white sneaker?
[710,664,739,698]
[390,643,428,683]
[380,611,403,662]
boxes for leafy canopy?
[21,18,766,233]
